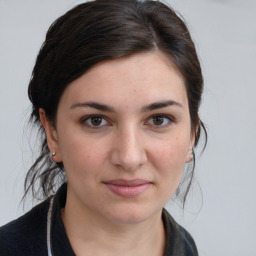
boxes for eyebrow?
[70,99,183,112]
[70,102,116,112]
[141,100,183,112]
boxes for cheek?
[150,136,189,183]
[58,134,107,179]
[153,136,188,165]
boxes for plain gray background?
[0,0,256,255]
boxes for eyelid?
[80,114,111,128]
[80,113,175,129]
[145,114,175,127]
[151,113,175,121]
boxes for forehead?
[59,51,188,111]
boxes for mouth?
[103,179,152,198]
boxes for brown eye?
[83,115,108,127]
[90,116,103,126]
[147,114,173,127]
[153,116,164,125]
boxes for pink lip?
[103,179,152,198]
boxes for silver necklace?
[47,197,54,256]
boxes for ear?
[185,126,198,163]
[39,108,62,162]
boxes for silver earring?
[52,152,56,156]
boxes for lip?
[103,179,152,198]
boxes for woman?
[0,0,206,255]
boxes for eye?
[147,114,173,127]
[82,115,109,128]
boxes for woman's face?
[45,51,195,224]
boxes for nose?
[110,126,147,171]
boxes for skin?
[40,51,195,256]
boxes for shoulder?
[163,209,198,256]
[0,199,50,256]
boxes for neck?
[61,187,165,256]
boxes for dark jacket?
[0,184,198,256]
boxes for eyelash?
[81,115,109,129]
[146,114,174,128]
[80,114,175,129]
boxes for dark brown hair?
[25,0,207,206]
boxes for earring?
[52,152,56,157]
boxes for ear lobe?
[39,108,62,162]
[185,147,193,163]
[185,129,197,163]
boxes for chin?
[104,204,161,225]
